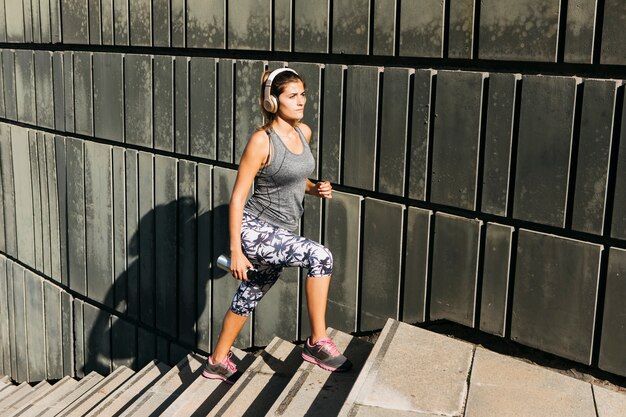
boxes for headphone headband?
[263,68,299,113]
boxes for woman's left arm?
[300,123,333,199]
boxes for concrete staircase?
[2,319,626,416]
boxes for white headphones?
[263,68,299,114]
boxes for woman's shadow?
[84,197,231,375]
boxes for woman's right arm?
[228,130,270,281]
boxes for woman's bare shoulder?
[297,123,312,143]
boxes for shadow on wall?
[84,198,231,375]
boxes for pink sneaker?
[202,352,240,384]
[302,337,352,372]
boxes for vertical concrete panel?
[373,0,396,56]
[189,57,216,159]
[600,0,626,65]
[379,67,411,195]
[113,0,129,44]
[227,0,270,50]
[293,0,329,53]
[32,0,41,43]
[187,0,224,48]
[34,51,54,129]
[0,53,4,118]
[52,52,65,130]
[174,56,189,155]
[37,136,51,277]
[178,161,197,347]
[111,317,136,369]
[431,71,485,210]
[24,272,46,381]
[126,150,139,319]
[138,152,155,327]
[112,148,126,314]
[399,0,443,57]
[511,230,601,364]
[482,73,518,216]
[29,133,43,271]
[155,156,177,337]
[5,0,25,42]
[217,59,234,163]
[572,79,617,235]
[93,53,124,142]
[154,55,174,152]
[67,138,86,295]
[0,259,10,376]
[212,167,251,348]
[89,0,102,44]
[599,248,626,376]
[101,0,113,44]
[196,163,212,352]
[84,303,111,374]
[320,64,344,183]
[40,0,53,43]
[12,265,28,381]
[408,69,434,201]
[323,192,362,332]
[479,0,560,62]
[6,262,17,380]
[63,52,75,132]
[479,223,513,336]
[361,198,404,331]
[403,207,431,324]
[513,75,576,227]
[564,0,597,63]
[448,0,475,58]
[11,126,36,266]
[51,135,65,283]
[129,0,151,46]
[152,0,169,46]
[44,281,63,379]
[23,0,33,42]
[73,51,93,136]
[0,1,6,43]
[137,327,155,368]
[274,0,291,51]
[62,0,89,43]
[61,291,74,377]
[171,0,185,46]
[125,54,153,147]
[51,0,61,43]
[0,131,4,254]
[303,194,321,243]
[431,213,482,327]
[234,60,265,163]
[332,0,370,54]
[612,93,626,240]
[15,50,36,125]
[85,142,114,307]
[2,50,17,120]
[0,125,17,257]
[344,66,380,191]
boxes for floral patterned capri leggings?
[230,211,333,316]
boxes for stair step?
[85,360,171,417]
[14,376,78,416]
[267,328,374,416]
[117,354,204,417]
[0,382,34,410]
[59,366,136,416]
[0,382,17,398]
[1,375,12,384]
[209,338,302,417]
[4,380,56,417]
[338,319,474,417]
[161,348,256,416]
[0,381,48,415]
[35,372,104,416]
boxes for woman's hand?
[314,181,333,199]
[230,250,254,281]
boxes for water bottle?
[216,254,256,279]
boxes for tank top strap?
[294,126,310,148]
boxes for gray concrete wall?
[0,0,625,382]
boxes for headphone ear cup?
[264,95,279,113]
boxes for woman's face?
[277,80,306,121]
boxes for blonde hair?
[257,68,306,131]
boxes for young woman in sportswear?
[202,68,352,384]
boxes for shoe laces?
[223,352,237,372]
[315,338,341,357]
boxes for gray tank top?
[244,126,316,231]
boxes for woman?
[202,68,352,384]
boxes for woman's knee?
[308,245,333,277]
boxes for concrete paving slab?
[348,404,442,417]
[61,365,135,416]
[161,348,254,416]
[0,382,32,409]
[117,354,204,416]
[593,385,626,417]
[267,328,373,417]
[0,384,18,402]
[17,376,77,416]
[85,360,171,416]
[465,347,596,417]
[38,371,104,415]
[0,381,46,414]
[340,319,474,417]
[209,338,302,417]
